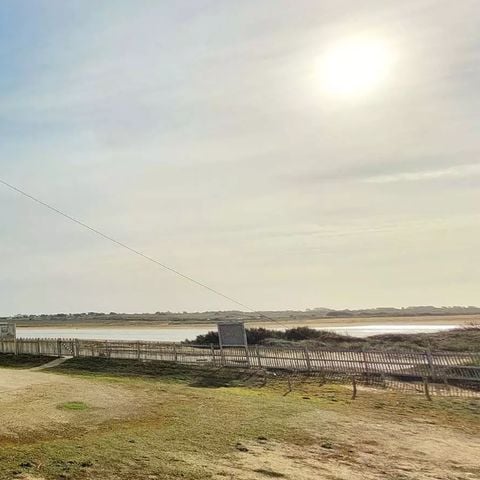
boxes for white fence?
[1,338,479,384]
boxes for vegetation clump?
[188,327,480,352]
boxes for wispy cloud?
[362,163,480,183]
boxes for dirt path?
[29,356,72,371]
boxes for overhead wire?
[0,177,290,329]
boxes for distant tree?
[327,310,353,317]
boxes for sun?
[319,38,392,97]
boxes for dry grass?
[0,358,478,480]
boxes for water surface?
[16,324,459,342]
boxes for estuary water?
[16,324,459,342]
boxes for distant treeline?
[322,306,480,317]
[2,305,480,326]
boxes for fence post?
[425,350,436,380]
[303,347,312,372]
[210,344,216,365]
[285,375,293,395]
[57,339,62,357]
[137,341,141,361]
[220,344,226,366]
[75,339,80,357]
[362,350,370,377]
[423,377,432,401]
[173,343,178,363]
[14,338,18,356]
[245,345,251,368]
[255,345,262,368]
[36,338,40,355]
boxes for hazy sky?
[1,0,479,315]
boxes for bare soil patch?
[221,409,480,479]
[0,368,147,441]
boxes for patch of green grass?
[57,401,89,411]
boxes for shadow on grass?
[53,357,265,389]
[0,353,55,369]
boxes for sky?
[1,0,479,315]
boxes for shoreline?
[14,314,476,330]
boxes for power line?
[0,177,289,328]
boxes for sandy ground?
[220,410,480,480]
[0,368,145,442]
[250,314,478,328]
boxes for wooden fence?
[1,338,479,385]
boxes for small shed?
[0,323,16,340]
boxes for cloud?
[363,163,480,183]
[1,1,480,314]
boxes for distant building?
[0,323,16,340]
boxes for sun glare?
[320,38,392,97]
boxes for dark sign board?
[217,322,247,347]
[0,323,16,340]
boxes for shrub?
[261,338,299,347]
[187,326,480,351]
[284,327,322,341]
[189,326,324,345]
[246,327,282,344]
[190,331,219,345]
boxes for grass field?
[0,356,479,480]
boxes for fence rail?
[1,338,479,385]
